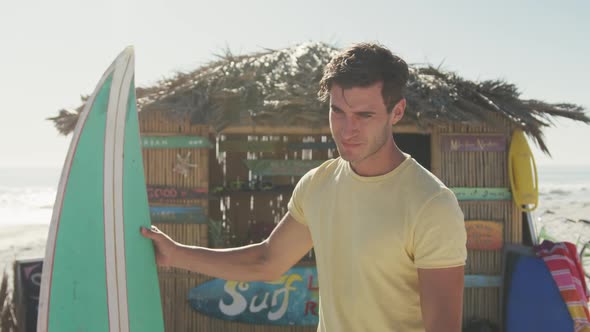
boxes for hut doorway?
[393,133,431,170]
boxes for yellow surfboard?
[508,129,538,211]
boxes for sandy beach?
[536,190,590,245]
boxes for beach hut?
[50,42,589,331]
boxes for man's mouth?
[341,142,362,148]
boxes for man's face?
[329,82,395,164]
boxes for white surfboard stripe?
[104,47,134,332]
[37,61,118,332]
[104,59,122,331]
[114,50,134,332]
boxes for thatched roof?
[49,42,588,153]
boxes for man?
[141,43,467,332]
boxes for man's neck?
[350,141,406,177]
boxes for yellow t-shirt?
[288,156,467,332]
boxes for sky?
[0,0,588,168]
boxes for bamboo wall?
[139,110,210,247]
[140,110,329,331]
[432,113,520,326]
[139,111,213,331]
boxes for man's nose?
[342,116,360,138]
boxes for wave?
[0,186,57,210]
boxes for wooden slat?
[451,187,511,201]
[150,206,207,224]
[141,135,213,149]
[464,274,502,288]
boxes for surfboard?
[502,244,573,331]
[508,129,538,211]
[37,47,164,332]
[188,266,319,326]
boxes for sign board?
[450,187,511,201]
[243,160,324,176]
[141,136,212,149]
[149,206,207,224]
[14,258,43,332]
[188,266,319,326]
[464,274,502,288]
[147,185,208,201]
[465,220,504,250]
[441,134,506,152]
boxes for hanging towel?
[535,240,590,332]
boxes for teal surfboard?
[37,47,164,331]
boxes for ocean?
[0,165,588,225]
[0,167,60,225]
[537,166,590,211]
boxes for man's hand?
[140,226,178,267]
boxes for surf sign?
[188,266,319,326]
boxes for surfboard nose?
[120,46,134,55]
[115,46,135,67]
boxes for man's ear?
[390,98,406,125]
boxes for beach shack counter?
[51,43,589,331]
[136,110,521,331]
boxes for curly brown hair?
[318,43,409,112]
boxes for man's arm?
[141,212,313,282]
[417,266,464,332]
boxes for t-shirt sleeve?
[287,170,313,226]
[412,188,467,269]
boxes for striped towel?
[535,240,590,332]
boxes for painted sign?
[441,134,506,152]
[15,258,43,332]
[141,136,212,149]
[188,265,502,326]
[450,187,511,201]
[149,206,207,224]
[147,185,208,201]
[243,160,324,176]
[464,274,502,288]
[188,266,319,326]
[465,220,504,250]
